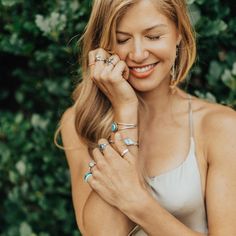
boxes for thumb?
[122,64,129,80]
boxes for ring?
[121,149,129,158]
[106,57,115,66]
[89,62,95,66]
[99,143,108,153]
[88,161,96,169]
[95,55,107,63]
[84,172,93,182]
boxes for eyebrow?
[116,24,167,35]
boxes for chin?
[128,76,163,93]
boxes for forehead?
[117,0,171,31]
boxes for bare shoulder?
[197,98,236,136]
[192,96,236,162]
[60,106,87,151]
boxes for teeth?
[132,64,155,73]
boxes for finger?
[105,54,120,69]
[112,60,130,81]
[88,48,109,80]
[114,132,134,162]
[100,55,120,81]
[98,138,124,163]
[93,50,109,81]
[92,148,105,166]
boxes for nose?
[128,39,149,63]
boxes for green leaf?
[19,222,35,236]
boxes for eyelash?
[117,35,161,44]
[117,39,129,44]
[147,35,161,40]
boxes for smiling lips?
[129,62,158,79]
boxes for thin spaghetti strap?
[188,94,194,138]
[128,225,140,236]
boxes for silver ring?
[88,161,96,169]
[99,143,108,153]
[123,138,139,147]
[106,57,115,66]
[121,149,129,158]
[95,55,107,63]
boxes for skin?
[61,0,236,235]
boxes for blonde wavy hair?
[55,0,196,152]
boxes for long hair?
[56,0,196,153]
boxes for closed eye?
[117,38,130,44]
[146,35,161,40]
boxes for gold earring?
[170,45,179,93]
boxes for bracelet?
[111,121,137,132]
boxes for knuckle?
[119,60,126,66]
[96,160,106,170]
[98,138,107,144]
[100,72,108,80]
[114,54,120,60]
[91,168,99,178]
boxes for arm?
[119,107,236,236]
[61,106,138,236]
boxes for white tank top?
[128,96,208,235]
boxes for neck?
[137,79,177,119]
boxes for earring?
[170,45,179,93]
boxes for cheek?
[113,45,129,60]
[152,40,177,61]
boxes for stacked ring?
[106,57,115,66]
[84,172,92,182]
[95,55,107,63]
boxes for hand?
[86,132,147,212]
[88,48,138,109]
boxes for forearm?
[122,192,207,236]
[83,103,139,235]
[83,191,135,236]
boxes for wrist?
[120,189,152,222]
[114,104,138,123]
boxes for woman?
[59,0,236,235]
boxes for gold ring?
[89,62,95,66]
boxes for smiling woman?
[56,0,236,235]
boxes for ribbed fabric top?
[128,96,208,235]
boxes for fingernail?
[115,132,121,140]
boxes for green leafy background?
[0,0,235,235]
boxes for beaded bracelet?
[111,121,137,132]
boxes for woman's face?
[114,0,181,92]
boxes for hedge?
[0,0,235,235]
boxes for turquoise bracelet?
[111,122,137,132]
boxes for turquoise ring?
[84,172,93,182]
[99,143,108,153]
